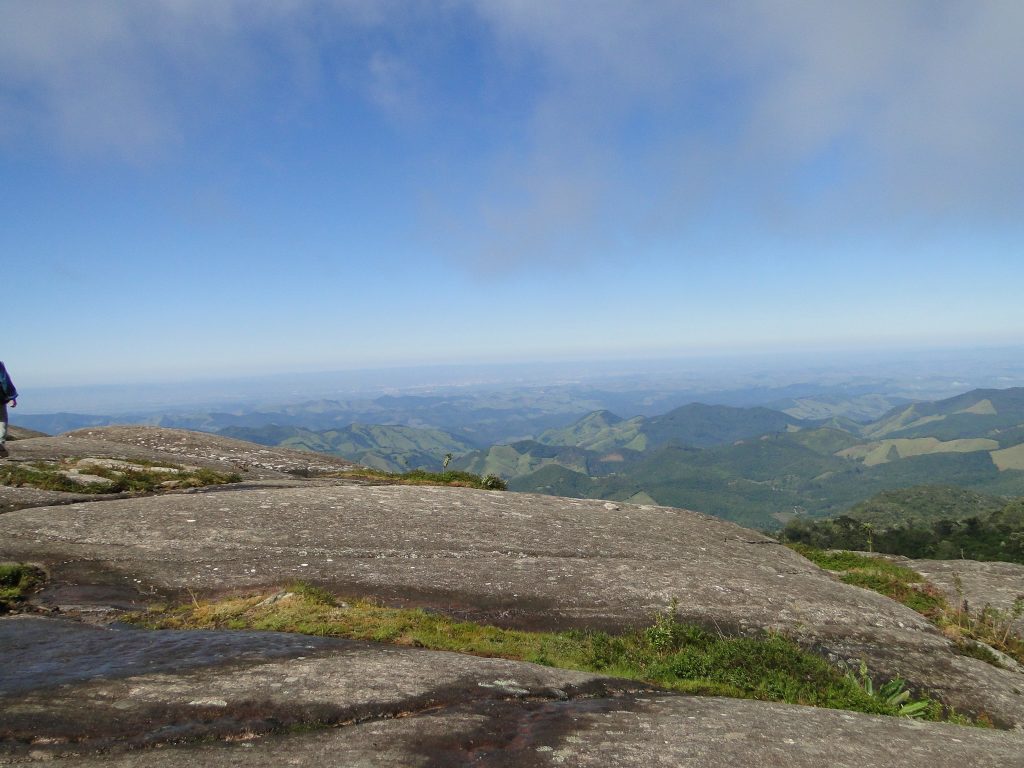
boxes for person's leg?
[0,401,7,452]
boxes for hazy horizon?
[15,342,1024,416]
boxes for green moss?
[955,639,1004,666]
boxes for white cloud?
[2,1,1021,260]
[0,1,400,161]
[364,51,423,122]
[454,0,1024,261]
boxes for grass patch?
[331,468,507,491]
[0,459,242,495]
[128,587,957,723]
[0,563,44,611]
[790,544,1024,667]
[788,544,948,616]
[0,463,91,493]
[941,577,1024,668]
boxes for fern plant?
[846,660,931,718]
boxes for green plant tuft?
[845,660,935,719]
[0,563,44,611]
[287,581,339,607]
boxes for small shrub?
[940,594,1024,667]
[333,467,507,491]
[481,474,508,491]
[645,598,693,652]
[0,563,44,611]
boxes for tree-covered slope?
[862,387,1024,441]
[539,402,802,452]
[218,423,474,473]
[841,486,1008,527]
[780,489,1024,564]
[641,403,802,448]
[537,410,646,452]
[511,431,1024,529]
[455,440,639,479]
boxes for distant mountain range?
[14,382,918,447]
[453,387,1024,529]
[216,387,1024,528]
[18,383,1024,530]
[536,403,803,452]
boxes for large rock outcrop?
[1,426,1023,764]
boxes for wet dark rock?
[0,616,355,697]
[0,615,612,759]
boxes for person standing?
[0,361,17,457]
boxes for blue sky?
[3,1,1023,388]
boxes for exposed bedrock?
[1,617,1022,767]
[2,481,1023,727]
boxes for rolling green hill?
[861,387,1024,441]
[537,410,647,452]
[218,424,473,473]
[539,403,801,452]
[454,440,640,479]
[510,436,845,527]
[507,464,600,498]
[772,393,912,422]
[505,388,1024,529]
[510,442,1024,529]
[221,386,1024,531]
[783,427,864,455]
[836,437,1000,466]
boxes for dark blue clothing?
[0,361,17,403]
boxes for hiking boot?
[0,444,7,458]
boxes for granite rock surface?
[1,426,1023,764]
